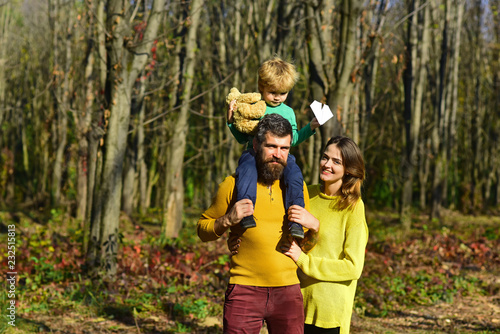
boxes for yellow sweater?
[297,184,368,333]
[198,175,310,287]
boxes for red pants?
[223,284,304,334]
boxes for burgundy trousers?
[223,284,304,334]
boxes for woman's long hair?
[322,136,365,211]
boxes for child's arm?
[287,105,320,146]
[293,120,318,146]
[226,100,252,145]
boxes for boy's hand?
[227,100,237,123]
[310,117,320,130]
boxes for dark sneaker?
[289,222,304,239]
[240,216,257,229]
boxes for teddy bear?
[226,87,266,135]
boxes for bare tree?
[87,0,164,275]
[162,0,202,239]
[400,0,430,229]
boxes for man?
[198,114,312,333]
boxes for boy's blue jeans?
[235,149,305,213]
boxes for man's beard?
[255,150,287,186]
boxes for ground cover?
[0,208,498,333]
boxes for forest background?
[0,0,498,333]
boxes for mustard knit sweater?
[198,175,310,287]
[296,184,368,333]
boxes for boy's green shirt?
[228,103,315,149]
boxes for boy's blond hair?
[258,56,299,93]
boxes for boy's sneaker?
[240,216,257,229]
[289,222,304,239]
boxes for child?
[227,56,320,238]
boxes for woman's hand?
[227,232,241,255]
[281,239,302,262]
[287,205,319,232]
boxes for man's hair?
[258,56,299,93]
[255,113,292,144]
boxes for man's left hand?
[227,232,241,255]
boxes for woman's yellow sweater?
[296,184,368,333]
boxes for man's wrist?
[214,215,232,235]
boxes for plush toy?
[226,87,266,135]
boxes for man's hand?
[287,205,319,233]
[214,199,254,236]
[228,198,254,224]
[227,232,241,255]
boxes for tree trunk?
[137,86,148,213]
[85,123,104,255]
[204,89,216,208]
[162,0,202,239]
[447,0,464,210]
[252,0,276,60]
[470,3,486,213]
[84,0,106,255]
[360,0,388,153]
[324,0,362,140]
[145,132,159,210]
[418,137,430,210]
[76,0,99,222]
[50,0,69,207]
[401,0,429,229]
[0,2,11,127]
[121,142,136,216]
[87,0,163,275]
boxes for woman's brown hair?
[323,136,365,211]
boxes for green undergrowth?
[0,208,498,333]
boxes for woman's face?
[319,144,345,187]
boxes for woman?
[230,136,368,334]
[283,136,368,334]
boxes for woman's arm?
[296,202,369,282]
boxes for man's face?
[254,133,291,184]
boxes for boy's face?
[261,87,289,107]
